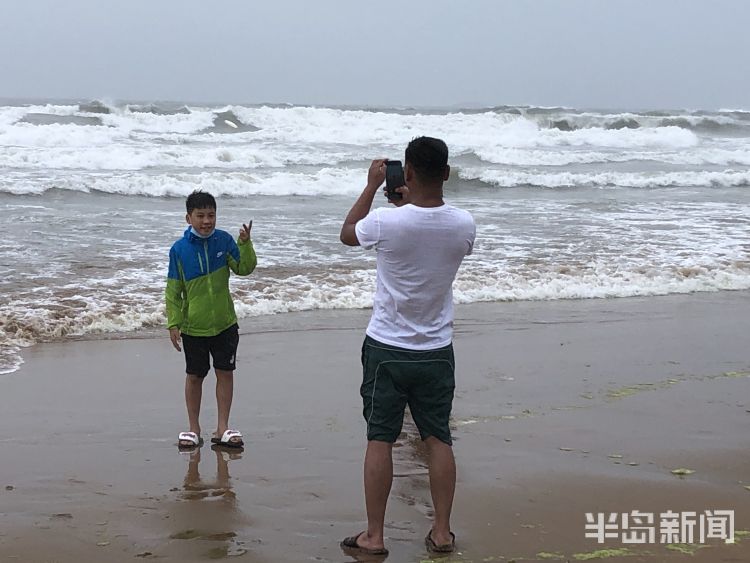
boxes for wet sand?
[1,292,749,562]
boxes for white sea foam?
[0,143,364,171]
[0,350,23,376]
[2,256,749,376]
[452,265,750,303]
[459,168,750,189]
[2,140,748,173]
[4,165,749,198]
[0,168,369,197]
[0,122,123,148]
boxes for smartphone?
[385,160,405,201]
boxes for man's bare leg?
[355,439,393,551]
[425,436,456,545]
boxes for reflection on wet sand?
[181,445,240,501]
[166,445,252,559]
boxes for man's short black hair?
[186,190,217,213]
[405,136,449,181]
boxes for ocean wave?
[4,103,741,167]
[0,142,357,171]
[17,113,104,127]
[78,100,111,114]
[543,114,747,134]
[458,168,750,189]
[202,110,260,134]
[2,165,749,197]
[3,102,749,142]
[468,146,750,167]
[0,168,367,197]
[546,125,698,149]
[452,266,750,302]
[718,109,750,121]
[2,262,749,375]
[510,107,750,134]
[549,118,641,131]
[658,117,747,134]
[1,134,747,172]
[6,141,748,174]
[127,103,191,115]
[1,107,715,174]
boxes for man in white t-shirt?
[339,137,476,556]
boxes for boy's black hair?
[405,136,449,181]
[186,190,217,213]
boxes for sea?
[1,99,749,374]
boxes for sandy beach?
[1,291,749,562]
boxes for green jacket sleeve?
[166,249,186,329]
[229,238,257,276]
[165,278,185,329]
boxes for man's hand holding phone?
[385,160,408,205]
[387,184,410,205]
[367,159,387,190]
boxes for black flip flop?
[340,532,389,556]
[425,530,456,553]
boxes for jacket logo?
[217,251,224,258]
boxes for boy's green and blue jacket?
[166,227,257,336]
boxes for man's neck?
[408,184,444,208]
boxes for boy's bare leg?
[425,436,456,545]
[185,374,204,435]
[183,447,202,489]
[214,447,237,489]
[214,369,234,438]
[215,449,229,487]
[357,439,393,551]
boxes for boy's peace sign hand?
[239,220,253,242]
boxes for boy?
[166,190,257,450]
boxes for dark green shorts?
[360,335,455,445]
[181,324,239,378]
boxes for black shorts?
[360,335,455,445]
[181,324,239,378]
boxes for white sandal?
[178,431,203,449]
[211,429,244,448]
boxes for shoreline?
[1,291,749,562]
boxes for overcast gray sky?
[1,0,748,110]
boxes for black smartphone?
[385,160,405,201]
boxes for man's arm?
[340,159,387,246]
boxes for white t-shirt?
[355,203,476,350]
